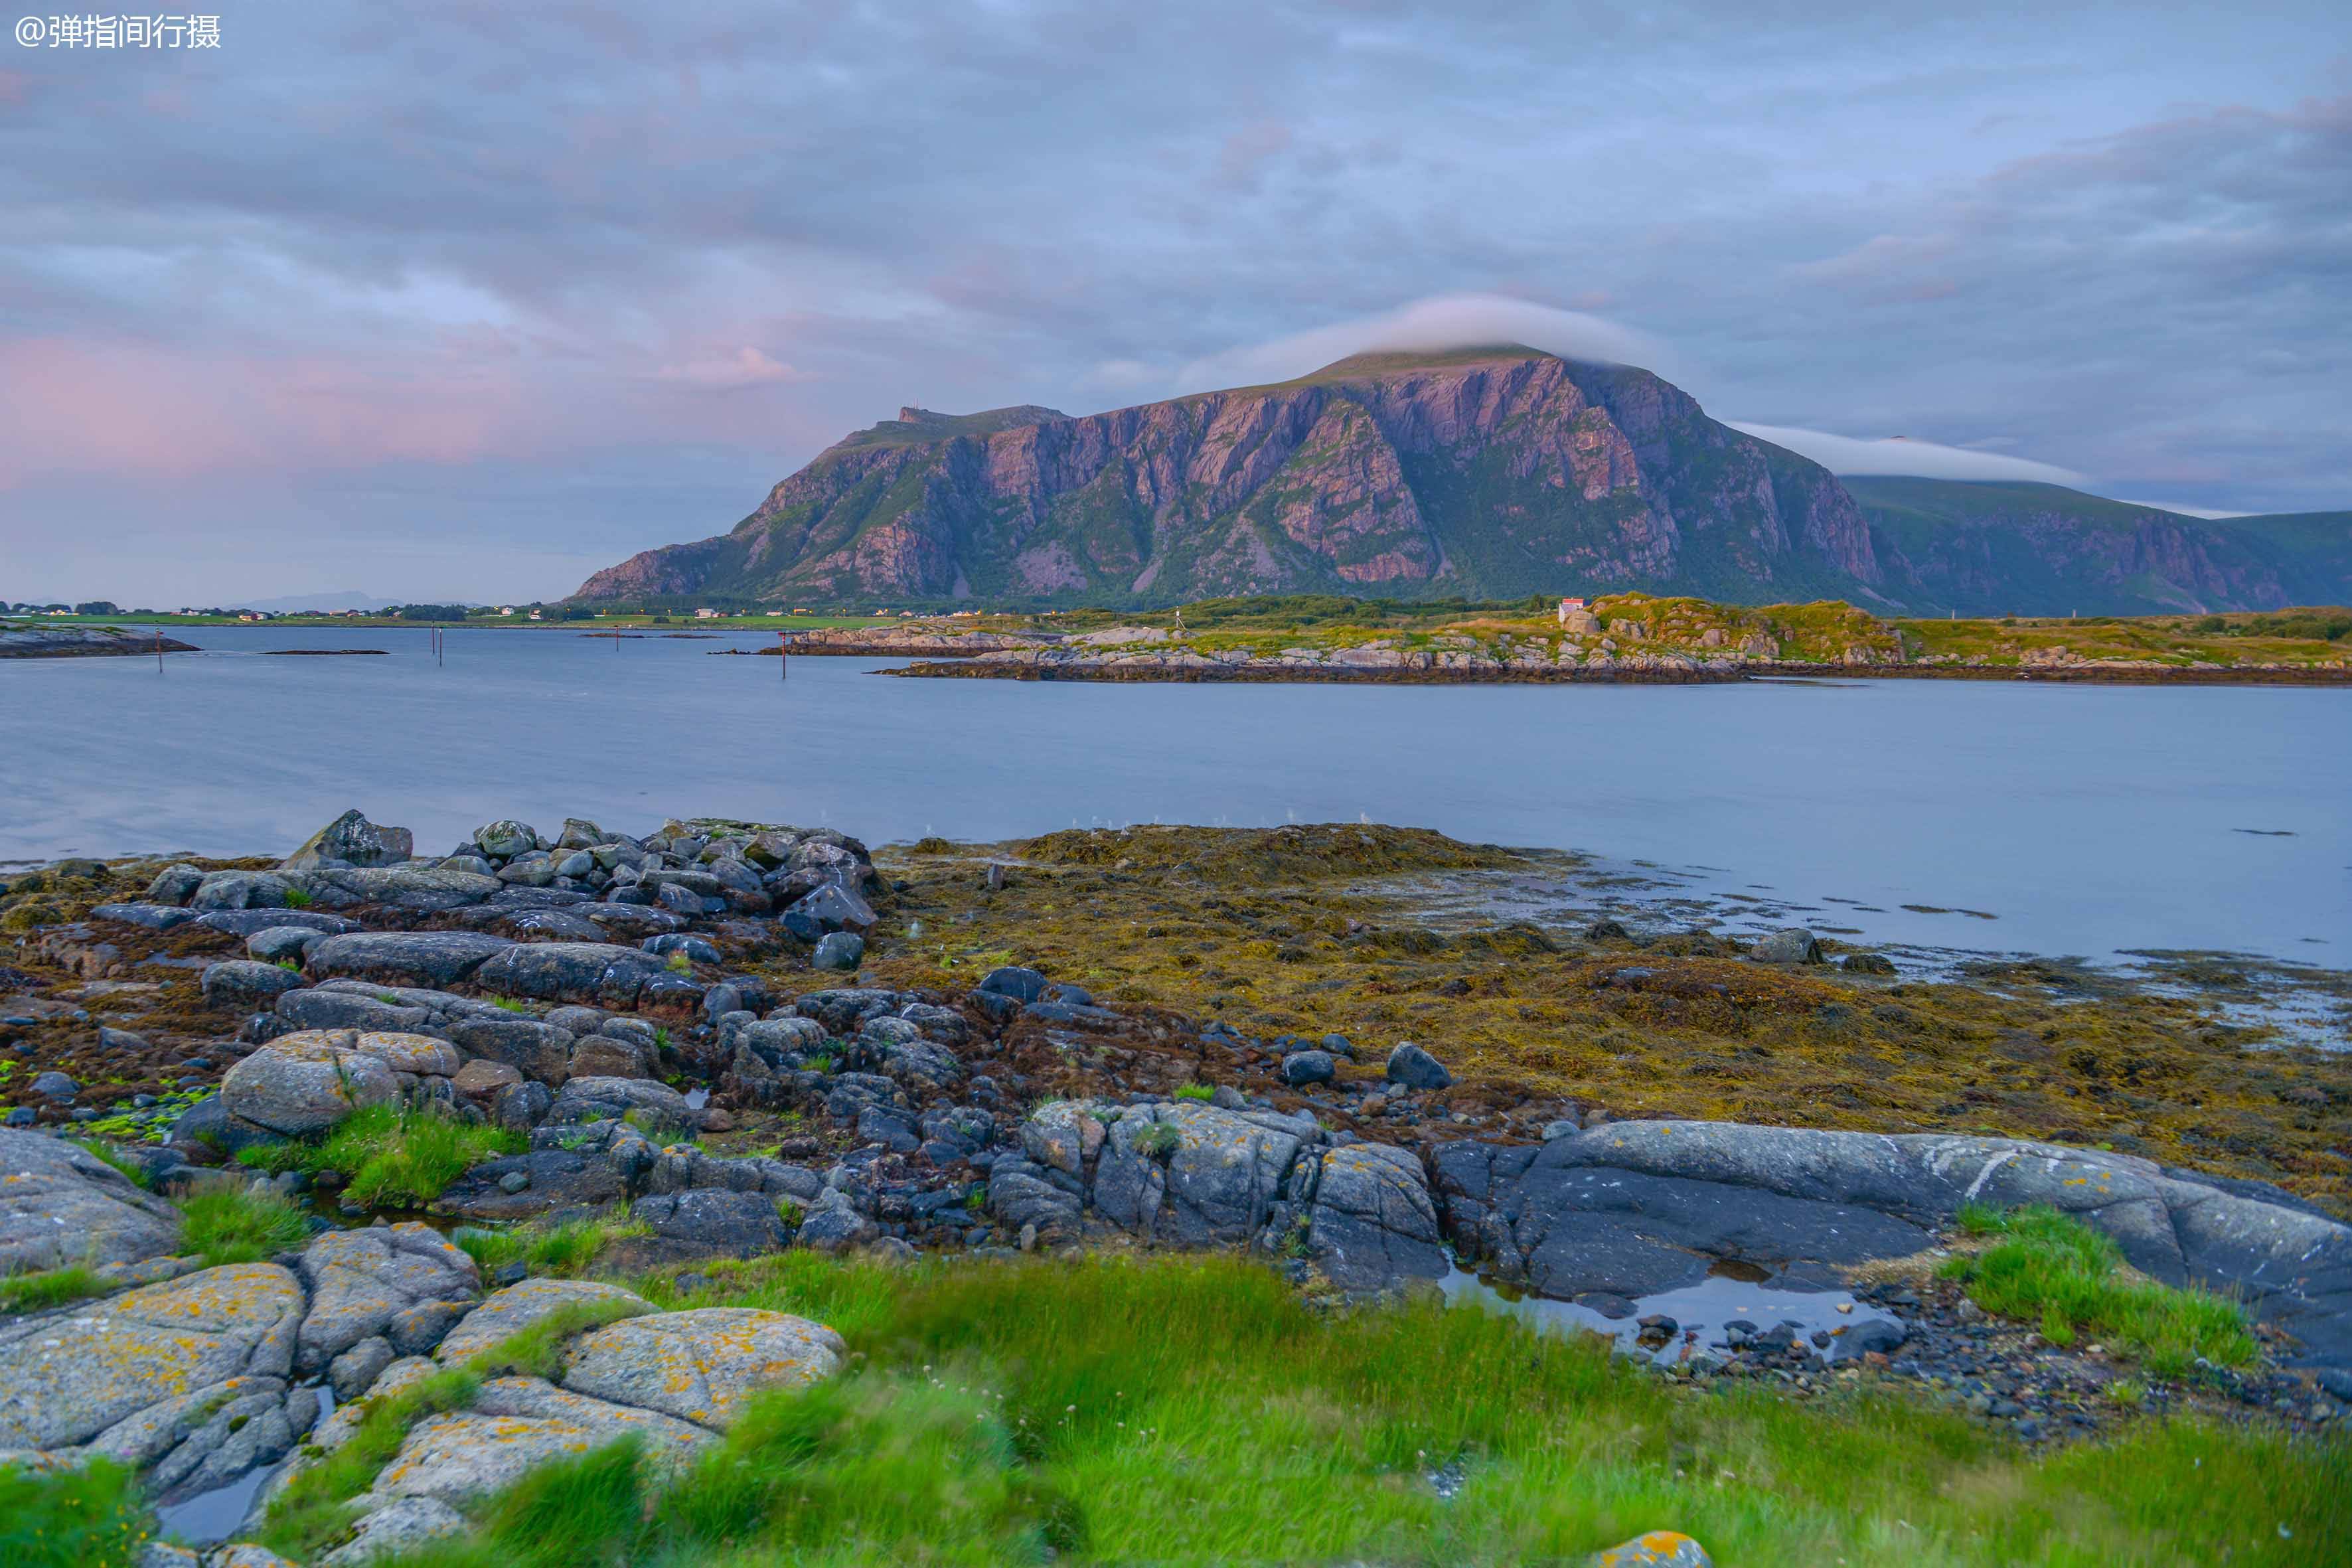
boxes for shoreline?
[867,653,2352,686]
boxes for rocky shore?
[757,620,2352,684]
[2,810,2347,1563]
[1,622,198,659]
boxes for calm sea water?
[3,625,2343,963]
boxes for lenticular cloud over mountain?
[1173,293,1674,394]
[1725,423,2086,485]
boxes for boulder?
[812,931,865,971]
[615,1190,792,1264]
[281,809,414,871]
[318,1496,467,1567]
[978,965,1048,1002]
[1750,928,1823,965]
[783,882,876,934]
[568,1034,653,1080]
[306,931,514,988]
[562,1308,844,1428]
[274,988,434,1034]
[545,1075,697,1133]
[1385,1042,1452,1091]
[1280,1050,1337,1087]
[1301,1143,1449,1292]
[145,863,204,906]
[88,902,200,931]
[200,959,304,1010]
[792,1189,880,1251]
[433,1278,650,1364]
[217,1032,405,1135]
[311,866,504,912]
[447,1016,576,1084]
[641,933,720,965]
[472,941,670,1004]
[473,820,541,860]
[1592,1533,1713,1568]
[435,1149,623,1222]
[196,908,363,937]
[191,870,294,911]
[246,926,325,965]
[0,1263,301,1450]
[295,1223,481,1373]
[0,1126,182,1275]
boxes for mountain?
[574,347,2352,614]
[1842,479,2352,616]
[574,347,1891,608]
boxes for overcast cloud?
[1,2,2345,603]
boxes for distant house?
[789,607,813,615]
[498,607,515,617]
[528,609,543,620]
[1557,597,1589,617]
[695,607,721,619]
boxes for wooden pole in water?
[155,627,163,671]
[778,630,788,679]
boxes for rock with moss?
[1593,1532,1713,1567]
[216,1032,408,1136]
[0,1125,183,1275]
[432,1277,650,1365]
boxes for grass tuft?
[177,1178,313,1267]
[0,1263,108,1314]
[239,1105,524,1208]
[0,1457,151,1568]
[1938,1204,2257,1374]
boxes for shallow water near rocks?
[3,624,2345,963]
[152,1382,335,1545]
[1439,1261,1903,1365]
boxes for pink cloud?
[653,345,806,390]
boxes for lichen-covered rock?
[362,1375,710,1508]
[1593,1531,1713,1567]
[0,1126,182,1275]
[1302,1142,1449,1292]
[200,959,305,1011]
[217,1033,402,1136]
[433,1278,650,1365]
[317,1495,467,1567]
[561,1308,844,1428]
[295,1223,480,1373]
[0,1262,301,1450]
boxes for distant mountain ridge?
[574,347,2350,614]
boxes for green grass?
[70,1137,149,1188]
[281,886,315,909]
[238,1105,524,1208]
[362,1253,2349,1567]
[1939,1204,2258,1375]
[0,1456,151,1568]
[175,1180,313,1267]
[454,1210,653,1279]
[1172,1082,1214,1102]
[0,1263,108,1314]
[7,1253,2346,1566]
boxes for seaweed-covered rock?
[281,809,414,871]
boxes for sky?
[2,2,2345,605]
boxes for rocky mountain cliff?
[575,347,1889,607]
[576,347,2351,614]
[1843,479,2351,616]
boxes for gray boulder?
[191,870,295,911]
[625,1190,793,1262]
[1298,1143,1449,1292]
[201,959,305,1010]
[313,865,504,912]
[1280,1050,1337,1086]
[472,941,670,1004]
[793,1190,880,1251]
[1751,928,1824,965]
[145,862,204,905]
[218,1032,406,1135]
[88,902,200,931]
[307,931,514,987]
[246,926,325,964]
[546,1075,698,1132]
[281,809,414,871]
[1385,1042,1452,1091]
[447,1016,576,1083]
[295,1223,481,1373]
[274,988,435,1034]
[813,931,865,971]
[0,1126,182,1275]
[473,820,540,859]
[783,882,876,934]
[435,1148,623,1221]
[196,908,363,937]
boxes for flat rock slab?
[0,1262,301,1450]
[0,1126,183,1275]
[434,1278,650,1365]
[364,1375,709,1508]
[1435,1121,2352,1366]
[434,1150,627,1223]
[562,1307,844,1428]
[306,931,515,988]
